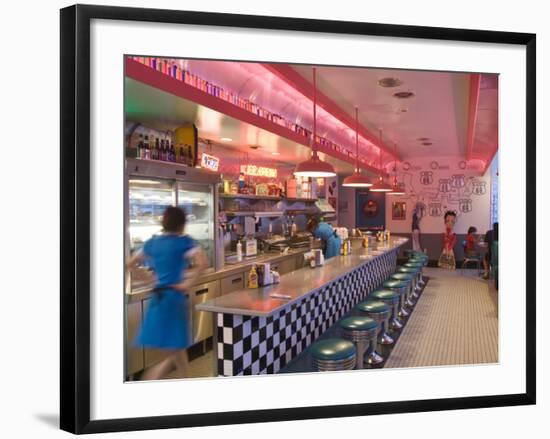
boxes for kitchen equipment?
[190,280,221,343]
[126,158,221,272]
[259,234,290,252]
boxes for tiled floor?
[165,350,215,379]
[165,267,498,379]
[384,267,498,368]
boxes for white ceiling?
[292,65,471,161]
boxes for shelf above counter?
[285,197,318,203]
[219,193,282,201]
[220,193,318,203]
[224,211,284,218]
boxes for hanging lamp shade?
[388,141,405,195]
[370,129,392,192]
[342,106,372,187]
[294,67,336,178]
[342,171,372,187]
[388,180,406,195]
[370,176,393,192]
[294,151,337,177]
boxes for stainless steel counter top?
[196,237,408,317]
[126,247,311,303]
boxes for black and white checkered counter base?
[215,249,398,376]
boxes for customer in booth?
[465,226,478,257]
[307,217,342,259]
[438,210,457,270]
[126,206,208,380]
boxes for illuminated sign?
[201,153,220,171]
[240,164,277,178]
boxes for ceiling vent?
[393,91,415,99]
[378,77,403,88]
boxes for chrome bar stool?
[310,338,357,372]
[410,251,428,262]
[356,300,394,345]
[339,316,383,367]
[383,279,410,317]
[370,289,403,330]
[390,272,416,307]
[396,266,421,296]
[404,262,424,287]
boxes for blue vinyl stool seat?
[310,338,357,371]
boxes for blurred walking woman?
[126,206,207,380]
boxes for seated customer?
[464,226,478,258]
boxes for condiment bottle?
[247,265,259,289]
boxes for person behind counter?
[126,206,208,380]
[307,217,342,259]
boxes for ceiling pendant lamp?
[342,107,372,188]
[388,141,406,195]
[370,129,393,192]
[294,68,336,178]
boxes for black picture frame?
[60,4,536,434]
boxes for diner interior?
[124,56,499,379]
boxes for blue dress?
[134,234,197,350]
[313,222,341,259]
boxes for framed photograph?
[60,4,536,434]
[392,202,406,220]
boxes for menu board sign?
[240,164,277,178]
[201,153,220,171]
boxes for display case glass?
[177,182,215,269]
[128,178,175,252]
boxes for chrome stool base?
[365,350,384,365]
[379,332,395,345]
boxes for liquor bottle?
[151,137,159,160]
[143,135,151,159]
[136,134,144,159]
[169,142,176,162]
[159,139,165,161]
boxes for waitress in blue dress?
[307,217,342,259]
[126,206,207,380]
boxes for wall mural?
[394,159,488,222]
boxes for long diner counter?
[197,237,408,376]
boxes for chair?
[461,240,481,274]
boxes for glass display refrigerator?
[125,158,221,378]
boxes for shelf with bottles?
[125,57,387,176]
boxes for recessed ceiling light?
[393,91,415,99]
[220,137,232,142]
[421,142,433,146]
[378,77,403,88]
[271,152,281,156]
